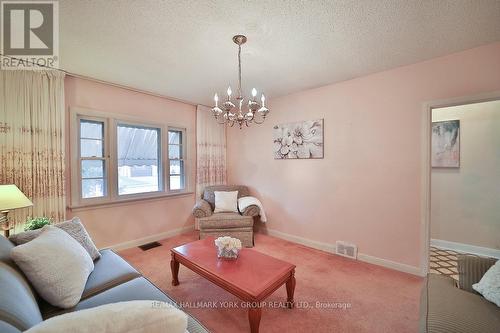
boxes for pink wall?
[227,42,500,270]
[65,77,196,248]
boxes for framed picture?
[431,120,460,168]
[273,119,324,159]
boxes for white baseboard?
[264,228,423,276]
[431,238,500,259]
[357,253,422,276]
[108,225,195,251]
[265,228,337,253]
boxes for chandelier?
[211,35,269,128]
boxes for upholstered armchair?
[192,185,259,247]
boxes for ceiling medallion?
[211,35,269,128]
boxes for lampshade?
[0,185,33,211]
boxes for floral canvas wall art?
[431,120,460,168]
[273,119,324,159]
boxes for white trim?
[264,228,422,276]
[266,228,336,253]
[431,239,500,259]
[107,225,194,251]
[357,254,422,276]
[420,99,432,276]
[167,127,187,192]
[68,191,194,211]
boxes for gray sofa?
[0,235,209,333]
[419,255,500,333]
[192,185,260,247]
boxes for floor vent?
[335,241,358,259]
[138,241,162,251]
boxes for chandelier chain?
[238,44,242,99]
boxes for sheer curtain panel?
[0,70,66,232]
[196,105,227,198]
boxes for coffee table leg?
[286,271,296,308]
[171,253,180,286]
[248,305,262,333]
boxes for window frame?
[167,127,186,192]
[76,115,110,206]
[70,107,190,209]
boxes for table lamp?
[0,185,33,237]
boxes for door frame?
[420,90,500,276]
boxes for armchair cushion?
[420,273,500,333]
[199,213,253,229]
[192,200,212,218]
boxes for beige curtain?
[196,105,227,198]
[0,69,66,233]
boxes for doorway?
[423,96,500,276]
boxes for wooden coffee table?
[170,237,296,333]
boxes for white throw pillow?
[214,191,239,213]
[472,259,500,307]
[10,226,94,308]
[25,300,187,333]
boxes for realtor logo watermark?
[1,1,59,69]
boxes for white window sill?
[68,191,194,212]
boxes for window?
[79,119,107,199]
[168,129,185,190]
[117,124,161,195]
[71,108,189,207]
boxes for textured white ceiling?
[59,0,500,105]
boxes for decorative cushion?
[9,217,100,260]
[473,259,500,307]
[10,226,94,308]
[214,191,238,213]
[25,300,187,333]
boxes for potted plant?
[24,217,52,231]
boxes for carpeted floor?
[120,232,423,333]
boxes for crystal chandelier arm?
[252,115,267,124]
[215,117,228,125]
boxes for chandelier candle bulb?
[261,93,266,106]
[214,93,218,106]
[227,86,232,98]
[252,88,257,98]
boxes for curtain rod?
[0,53,199,107]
